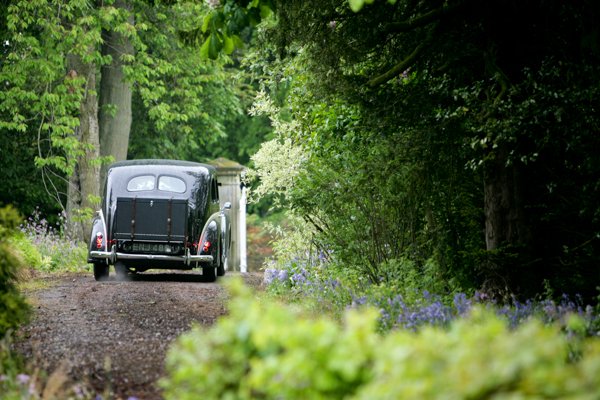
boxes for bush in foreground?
[162,279,600,400]
[0,205,30,338]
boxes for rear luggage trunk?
[113,197,188,243]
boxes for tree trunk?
[482,145,531,291]
[66,56,101,241]
[99,1,133,182]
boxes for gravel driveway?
[13,271,262,399]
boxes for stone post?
[208,158,246,272]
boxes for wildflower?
[16,374,30,385]
[263,268,278,285]
[277,269,289,283]
[453,293,471,316]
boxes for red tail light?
[202,241,211,253]
[95,232,103,249]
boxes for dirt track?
[13,271,262,399]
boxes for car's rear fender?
[197,216,220,261]
[87,210,108,264]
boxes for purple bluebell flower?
[453,293,471,316]
[263,268,278,285]
[278,269,289,282]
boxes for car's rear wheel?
[217,243,226,276]
[204,264,217,282]
[93,263,109,281]
[217,259,226,276]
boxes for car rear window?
[158,176,186,193]
[127,175,155,191]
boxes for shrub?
[1,333,96,400]
[264,257,354,319]
[0,205,30,338]
[162,279,377,400]
[13,208,87,272]
[162,278,600,400]
[355,311,600,399]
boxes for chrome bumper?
[89,247,213,266]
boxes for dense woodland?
[1,0,599,300]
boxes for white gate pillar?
[208,158,246,272]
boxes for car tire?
[217,259,226,276]
[93,263,109,281]
[217,243,226,276]
[204,264,217,282]
[115,262,128,281]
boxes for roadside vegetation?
[11,208,88,274]
[163,279,600,400]
[0,205,90,399]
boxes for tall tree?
[66,54,100,239]
[1,0,241,240]
[1,0,103,239]
[99,0,134,181]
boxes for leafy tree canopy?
[203,0,600,298]
[0,0,252,218]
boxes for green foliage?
[1,0,106,177]
[2,1,249,218]
[0,334,28,400]
[0,206,30,339]
[162,279,600,399]
[0,126,64,219]
[8,234,43,270]
[162,279,377,400]
[127,1,270,164]
[240,0,600,298]
[12,209,87,272]
[179,0,274,60]
[248,63,480,289]
[355,310,600,399]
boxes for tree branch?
[366,0,468,88]
[384,2,466,33]
[367,31,433,87]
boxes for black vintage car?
[88,159,231,281]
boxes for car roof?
[108,159,216,172]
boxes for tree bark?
[483,146,529,251]
[482,144,532,293]
[66,56,101,241]
[99,1,133,182]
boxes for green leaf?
[231,34,244,49]
[201,13,212,33]
[349,0,374,12]
[200,36,211,59]
[222,35,234,54]
[349,0,365,12]
[260,5,272,19]
[208,33,222,60]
